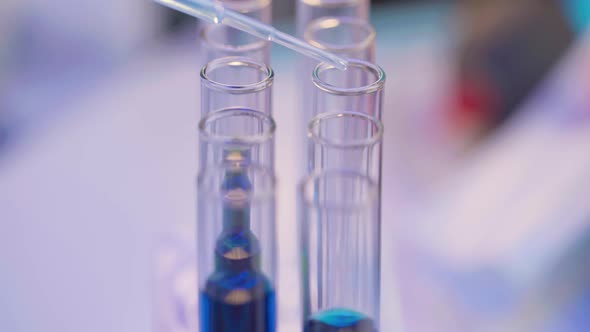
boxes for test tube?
[199,107,276,171]
[199,0,272,64]
[198,164,277,332]
[312,59,385,120]
[296,0,369,38]
[299,170,380,332]
[307,111,382,182]
[304,16,376,62]
[301,18,377,146]
[200,26,270,64]
[201,56,274,116]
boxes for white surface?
[0,43,197,331]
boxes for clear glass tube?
[199,0,272,65]
[221,0,272,24]
[296,0,369,37]
[299,169,380,332]
[312,59,385,120]
[199,107,275,171]
[300,18,377,155]
[198,164,277,332]
[201,56,274,116]
[304,16,376,62]
[307,111,382,182]
[200,26,270,64]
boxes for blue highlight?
[215,230,261,272]
[200,272,275,332]
[563,0,590,31]
[305,308,375,332]
[200,161,275,332]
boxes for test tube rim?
[201,56,274,94]
[197,163,276,204]
[200,24,269,55]
[199,107,276,144]
[312,59,385,96]
[217,0,271,13]
[300,0,360,8]
[307,111,383,148]
[299,169,378,211]
[304,16,376,54]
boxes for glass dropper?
[154,0,349,70]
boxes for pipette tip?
[335,58,349,71]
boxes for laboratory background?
[1,0,590,331]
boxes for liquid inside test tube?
[198,165,277,332]
[305,308,374,332]
[299,170,380,332]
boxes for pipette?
[154,0,349,70]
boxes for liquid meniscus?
[200,271,275,332]
[305,308,375,332]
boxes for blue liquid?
[199,160,276,331]
[200,271,275,332]
[305,308,375,332]
[201,228,275,332]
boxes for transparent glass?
[219,0,272,23]
[312,59,385,120]
[296,0,369,37]
[198,164,277,332]
[300,17,376,139]
[199,0,271,65]
[201,25,270,64]
[199,107,276,171]
[299,170,380,332]
[304,16,375,62]
[307,111,382,182]
[201,56,274,116]
[299,19,377,172]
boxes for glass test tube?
[297,17,376,180]
[200,0,272,65]
[307,111,382,182]
[198,164,277,332]
[312,59,385,120]
[299,170,380,332]
[201,56,274,116]
[296,0,372,138]
[199,107,276,171]
[301,17,376,139]
[296,0,369,38]
[304,16,376,62]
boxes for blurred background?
[1,0,590,331]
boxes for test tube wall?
[198,164,277,332]
[296,0,370,38]
[308,59,385,196]
[299,15,376,120]
[200,0,272,65]
[201,56,274,116]
[199,107,276,171]
[307,111,382,182]
[299,170,380,332]
[197,51,278,332]
[301,18,377,151]
[304,16,376,63]
[298,16,376,182]
[311,59,385,120]
[295,0,374,183]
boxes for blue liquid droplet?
[305,308,375,332]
